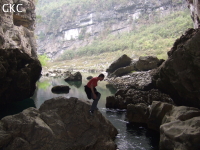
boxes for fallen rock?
[87,76,93,80]
[147,101,174,131]
[153,28,200,108]
[51,85,70,94]
[160,117,200,150]
[64,72,82,81]
[135,56,160,71]
[126,103,149,124]
[0,97,118,150]
[109,65,135,77]
[107,70,153,90]
[106,54,132,75]
[106,89,174,109]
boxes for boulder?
[107,70,154,90]
[160,117,200,150]
[162,105,200,124]
[159,104,200,150]
[87,76,93,80]
[126,103,149,124]
[51,85,70,94]
[106,54,132,74]
[106,89,174,109]
[0,0,42,105]
[152,28,200,108]
[135,56,159,71]
[64,72,82,81]
[147,101,174,131]
[0,97,118,150]
[109,65,135,77]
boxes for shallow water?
[0,73,159,150]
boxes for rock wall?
[186,0,200,28]
[152,28,200,108]
[35,0,187,59]
[0,97,118,150]
[126,101,200,150]
[0,0,42,104]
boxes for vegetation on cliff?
[58,10,192,61]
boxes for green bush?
[38,54,50,66]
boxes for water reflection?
[65,80,82,88]
[1,73,159,150]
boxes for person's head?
[98,73,105,81]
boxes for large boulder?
[106,89,174,109]
[109,65,135,77]
[159,104,200,150]
[0,0,42,105]
[0,97,118,150]
[106,54,132,75]
[64,72,82,81]
[51,85,70,94]
[126,103,149,124]
[160,117,200,150]
[107,70,153,90]
[135,56,160,71]
[153,28,200,108]
[147,101,174,131]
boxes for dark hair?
[98,73,105,78]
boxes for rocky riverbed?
[105,27,200,150]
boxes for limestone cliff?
[0,0,42,104]
[186,0,200,28]
[35,0,187,59]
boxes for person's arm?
[90,83,97,100]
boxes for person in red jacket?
[85,74,105,115]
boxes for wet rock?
[106,89,174,109]
[106,54,132,75]
[153,28,200,108]
[160,117,200,150]
[0,49,42,105]
[107,70,154,90]
[147,101,174,131]
[87,76,93,80]
[135,56,160,71]
[0,97,118,150]
[126,103,149,124]
[51,85,70,94]
[64,72,82,81]
[159,104,200,150]
[109,65,135,77]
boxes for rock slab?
[0,97,118,150]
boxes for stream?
[0,73,159,150]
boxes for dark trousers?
[90,92,101,111]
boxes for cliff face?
[186,0,200,28]
[35,0,187,59]
[0,0,42,105]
